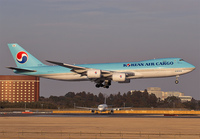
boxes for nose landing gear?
[175,75,179,84]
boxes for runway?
[1,110,200,138]
[0,115,200,139]
[1,113,200,118]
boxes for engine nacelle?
[87,69,101,78]
[91,110,95,113]
[112,73,126,82]
[110,109,114,114]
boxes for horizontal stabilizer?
[7,67,36,72]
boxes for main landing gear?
[175,75,179,84]
[95,80,111,88]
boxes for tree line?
[0,90,199,110]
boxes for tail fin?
[8,43,45,68]
[104,96,106,104]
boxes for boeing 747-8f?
[7,44,195,88]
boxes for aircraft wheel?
[95,84,100,88]
[175,80,179,84]
[100,84,104,87]
[104,86,109,89]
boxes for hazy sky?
[0,0,200,99]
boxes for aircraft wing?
[46,60,134,78]
[46,60,113,76]
[46,60,87,72]
[107,107,132,111]
[76,106,98,111]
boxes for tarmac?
[1,109,200,138]
[0,115,200,139]
[52,109,200,115]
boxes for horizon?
[0,0,199,99]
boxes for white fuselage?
[38,67,194,81]
[98,104,108,112]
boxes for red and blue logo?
[16,51,28,64]
[126,64,131,67]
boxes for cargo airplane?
[7,43,195,88]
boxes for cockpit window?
[179,59,184,61]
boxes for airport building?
[178,96,193,102]
[146,87,163,99]
[0,75,40,103]
[147,87,185,100]
[131,87,192,102]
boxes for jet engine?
[112,73,126,82]
[87,69,101,78]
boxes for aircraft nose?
[184,61,196,73]
[190,64,196,71]
[188,64,196,73]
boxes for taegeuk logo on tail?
[16,51,28,64]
